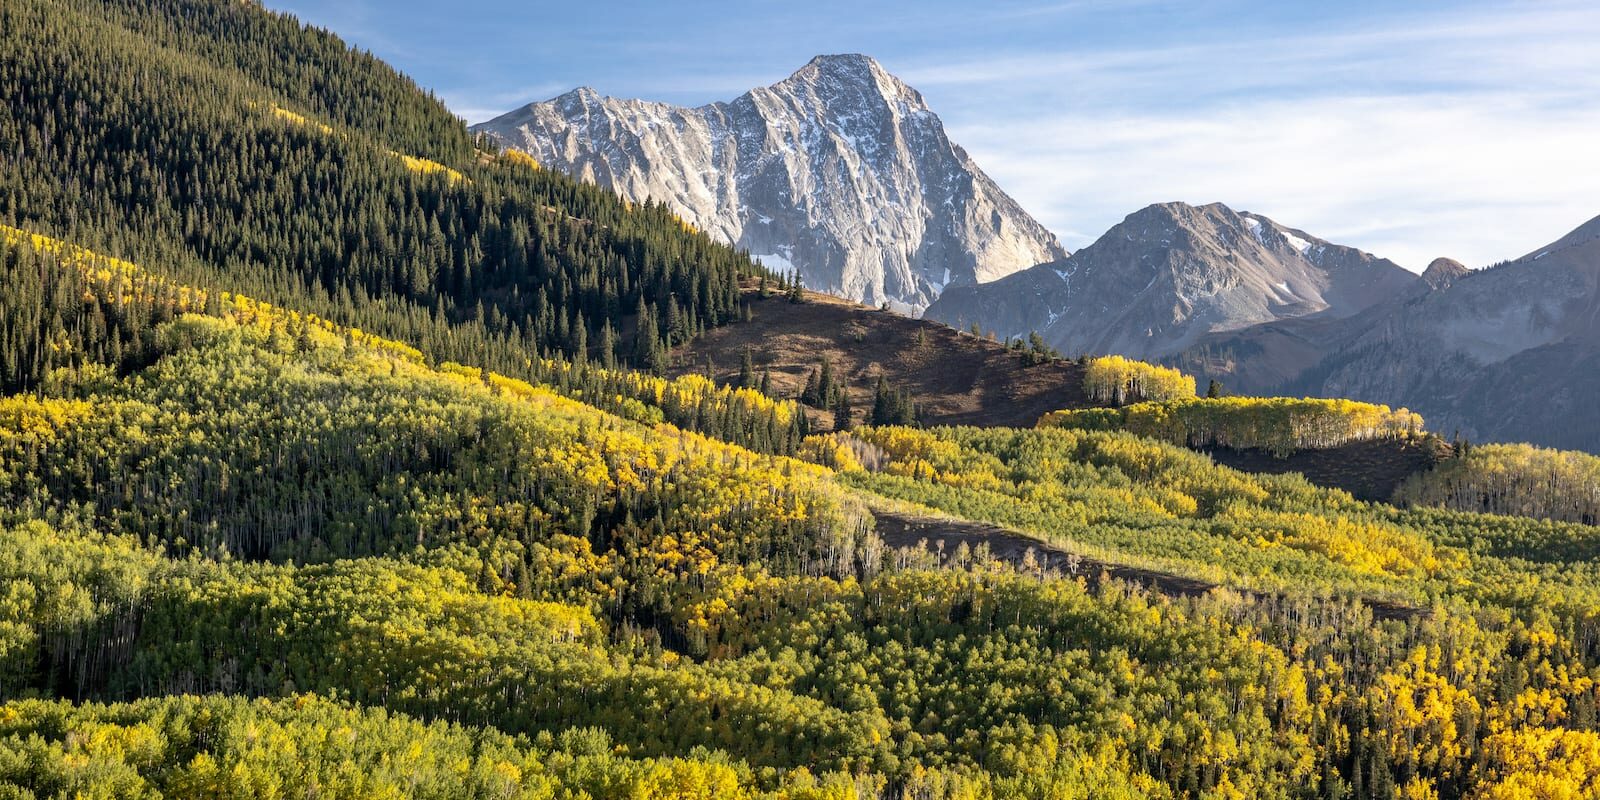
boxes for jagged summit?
[790,53,887,81]
[474,56,1065,312]
[802,52,880,69]
[925,201,1417,359]
[555,86,601,101]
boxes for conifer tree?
[800,368,821,406]
[737,348,756,388]
[832,389,852,431]
[787,270,805,303]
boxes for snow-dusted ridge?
[926,201,1418,359]
[473,54,1066,312]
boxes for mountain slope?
[925,202,1418,359]
[670,288,1093,430]
[11,3,1600,798]
[473,54,1066,312]
[1173,214,1600,451]
[1,0,800,448]
[1291,214,1600,450]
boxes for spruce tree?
[737,348,755,388]
[801,368,820,406]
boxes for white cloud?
[952,92,1600,269]
[293,0,1600,268]
[913,1,1600,269]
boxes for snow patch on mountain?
[474,54,1066,312]
[926,202,1419,360]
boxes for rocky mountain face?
[1291,215,1600,450]
[473,54,1065,312]
[1420,257,1469,289]
[1175,214,1600,451]
[924,201,1418,359]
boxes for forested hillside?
[5,1,1600,799]
[8,310,1600,797]
[0,0,772,438]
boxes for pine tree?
[787,270,805,303]
[572,316,588,365]
[737,348,755,388]
[598,321,617,370]
[832,389,852,431]
[871,374,918,426]
[800,368,820,406]
[872,375,895,426]
[816,357,836,408]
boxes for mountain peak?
[547,86,603,107]
[473,55,1064,312]
[777,53,921,108]
[1421,257,1469,289]
[801,53,882,73]
[1127,201,1247,227]
[1113,201,1210,232]
[926,202,1416,360]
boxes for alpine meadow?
[2,1,1600,799]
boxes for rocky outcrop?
[473,54,1065,312]
[1420,257,1470,289]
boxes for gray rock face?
[472,54,1065,312]
[924,201,1417,359]
[1177,213,1600,452]
[1295,215,1600,450]
[1420,257,1469,290]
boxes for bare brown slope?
[1202,436,1453,503]
[675,287,1449,503]
[670,289,1092,430]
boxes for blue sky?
[267,0,1600,270]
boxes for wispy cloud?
[913,1,1600,267]
[955,91,1600,268]
[266,0,1600,268]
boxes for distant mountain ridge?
[473,54,1066,312]
[925,201,1418,359]
[1176,213,1600,452]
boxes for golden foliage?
[1042,396,1425,457]
[500,148,541,170]
[391,151,467,183]
[1397,443,1600,525]
[1,225,425,364]
[1082,355,1197,404]
[1474,727,1600,799]
[265,102,466,183]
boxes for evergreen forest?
[1,2,1599,798]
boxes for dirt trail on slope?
[874,511,1425,621]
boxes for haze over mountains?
[918,195,1600,451]
[1184,214,1600,451]
[925,201,1418,360]
[471,49,1600,452]
[473,54,1065,312]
